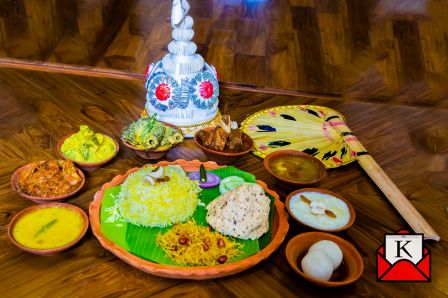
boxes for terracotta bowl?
[285,232,364,287]
[57,133,119,172]
[194,128,254,164]
[8,203,89,255]
[11,161,85,204]
[89,159,290,279]
[120,123,183,160]
[285,188,355,232]
[263,150,327,186]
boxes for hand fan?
[242,105,440,241]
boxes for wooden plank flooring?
[1,0,448,105]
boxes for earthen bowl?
[286,232,364,287]
[11,161,85,204]
[194,127,254,164]
[57,133,119,172]
[120,123,183,160]
[285,188,355,232]
[263,150,327,186]
[8,203,89,255]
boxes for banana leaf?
[100,166,275,266]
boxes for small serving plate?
[57,133,119,172]
[285,232,364,287]
[120,123,182,160]
[285,188,355,232]
[11,161,85,204]
[263,150,327,186]
[194,127,254,164]
[8,203,89,255]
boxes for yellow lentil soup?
[12,207,85,250]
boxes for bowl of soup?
[264,150,326,186]
[8,203,89,255]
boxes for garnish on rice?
[156,220,243,266]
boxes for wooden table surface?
[0,67,447,297]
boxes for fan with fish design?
[241,105,357,169]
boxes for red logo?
[377,230,430,282]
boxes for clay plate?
[11,161,85,204]
[263,150,327,186]
[8,203,89,255]
[120,123,182,160]
[57,133,119,172]
[89,159,289,279]
[286,188,355,232]
[194,128,254,164]
[285,232,364,287]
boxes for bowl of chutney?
[263,150,327,186]
[8,203,89,255]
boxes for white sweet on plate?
[301,250,334,281]
[309,240,343,270]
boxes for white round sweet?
[301,250,333,281]
[309,240,343,270]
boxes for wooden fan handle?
[330,121,440,241]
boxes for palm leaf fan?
[242,105,439,241]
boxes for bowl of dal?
[286,188,355,232]
[263,150,326,186]
[57,126,119,172]
[8,203,89,255]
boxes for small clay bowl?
[194,127,254,164]
[8,203,89,255]
[264,150,327,186]
[120,123,183,160]
[286,232,364,287]
[11,161,85,204]
[286,188,355,232]
[57,133,119,172]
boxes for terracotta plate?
[89,159,289,279]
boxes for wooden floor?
[0,67,447,297]
[1,0,448,105]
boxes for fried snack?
[18,160,82,197]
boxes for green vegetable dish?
[121,114,184,150]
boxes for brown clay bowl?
[89,159,290,279]
[263,150,327,186]
[11,161,85,204]
[8,203,89,255]
[285,188,355,232]
[57,133,119,172]
[285,232,364,287]
[120,123,183,160]
[194,127,254,164]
